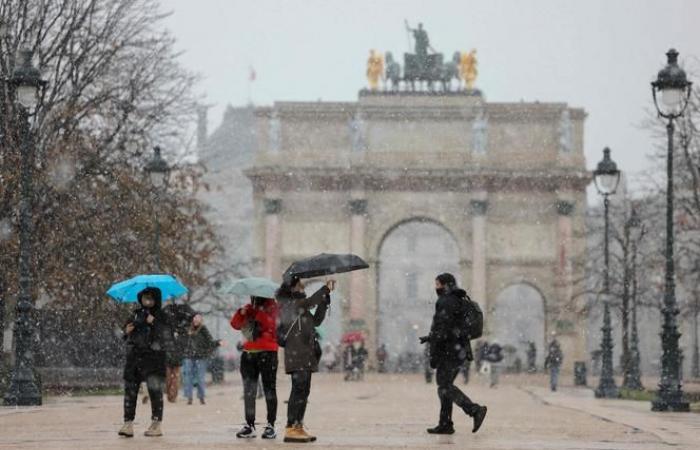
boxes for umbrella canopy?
[106,274,187,303]
[283,253,369,282]
[222,277,278,299]
[341,330,365,344]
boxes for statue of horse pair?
[384,51,466,92]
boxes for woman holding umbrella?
[277,276,335,443]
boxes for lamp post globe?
[651,49,691,412]
[3,46,46,407]
[593,147,621,197]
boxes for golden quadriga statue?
[366,49,384,91]
[459,49,478,90]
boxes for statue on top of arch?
[364,21,481,94]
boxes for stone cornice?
[245,166,591,193]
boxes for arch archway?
[491,283,546,367]
[376,219,460,365]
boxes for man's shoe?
[298,424,317,442]
[187,398,193,405]
[261,423,276,439]
[118,421,134,437]
[144,420,163,437]
[199,397,206,405]
[472,406,487,433]
[427,424,455,435]
[283,424,312,443]
[236,424,256,439]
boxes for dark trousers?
[436,361,479,426]
[240,351,278,426]
[287,370,312,426]
[124,374,164,422]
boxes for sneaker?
[261,423,276,439]
[236,424,256,439]
[472,406,487,433]
[144,420,163,437]
[118,421,134,437]
[427,424,455,435]
[283,424,311,443]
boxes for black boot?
[427,423,455,435]
[472,406,487,433]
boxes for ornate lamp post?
[626,206,644,390]
[593,147,620,399]
[650,49,692,412]
[3,47,47,406]
[144,146,170,271]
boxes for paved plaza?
[1,373,699,449]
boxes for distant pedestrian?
[118,287,175,438]
[182,313,222,405]
[231,296,279,439]
[419,273,487,435]
[162,301,195,402]
[321,342,338,372]
[376,344,388,373]
[485,341,504,388]
[526,341,537,373]
[353,340,368,380]
[544,338,564,392]
[276,277,335,443]
[461,359,471,384]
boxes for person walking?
[485,341,504,388]
[230,296,280,439]
[118,287,175,438]
[321,342,338,372]
[526,341,537,374]
[162,301,195,403]
[419,273,487,435]
[376,344,388,373]
[276,277,335,443]
[544,338,564,392]
[181,313,222,405]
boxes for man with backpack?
[419,273,487,435]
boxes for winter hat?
[436,273,457,288]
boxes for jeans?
[182,358,208,400]
[240,351,278,426]
[287,370,312,427]
[124,375,164,422]
[550,366,560,391]
[436,361,480,427]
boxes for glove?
[419,335,430,344]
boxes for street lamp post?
[3,47,47,406]
[144,146,170,272]
[651,49,692,412]
[626,206,644,390]
[593,147,621,399]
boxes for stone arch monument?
[246,91,590,371]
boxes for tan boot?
[118,421,134,438]
[144,420,163,437]
[283,424,311,443]
[297,424,317,442]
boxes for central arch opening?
[377,219,460,367]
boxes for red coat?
[230,299,279,352]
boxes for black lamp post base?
[3,370,42,406]
[651,390,690,412]
[595,383,619,399]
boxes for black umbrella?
[283,253,369,282]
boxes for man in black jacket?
[420,273,487,435]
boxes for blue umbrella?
[222,277,278,299]
[106,274,188,303]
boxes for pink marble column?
[349,199,367,324]
[264,199,282,279]
[470,199,488,311]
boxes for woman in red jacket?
[230,296,279,439]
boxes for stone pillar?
[556,201,575,302]
[470,198,488,313]
[348,199,368,326]
[264,198,282,279]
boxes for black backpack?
[463,295,483,340]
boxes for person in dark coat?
[419,273,487,435]
[276,276,335,443]
[544,338,564,391]
[526,341,537,373]
[162,301,195,402]
[181,313,221,405]
[118,287,175,438]
[376,344,388,373]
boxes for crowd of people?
[116,272,572,442]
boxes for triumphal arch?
[246,27,590,370]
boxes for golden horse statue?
[460,49,478,90]
[366,49,384,91]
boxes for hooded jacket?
[428,287,473,367]
[276,286,329,373]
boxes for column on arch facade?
[470,196,489,312]
[263,198,282,279]
[348,198,368,326]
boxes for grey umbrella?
[283,253,369,282]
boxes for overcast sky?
[162,0,700,193]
